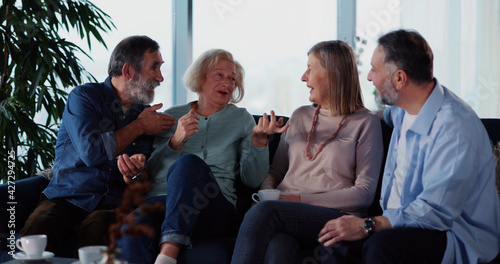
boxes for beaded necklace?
[304,106,347,161]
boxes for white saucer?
[13,251,54,261]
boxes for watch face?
[363,218,375,233]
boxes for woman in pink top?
[230,40,384,264]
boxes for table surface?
[3,257,77,264]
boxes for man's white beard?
[125,75,159,104]
[376,76,399,106]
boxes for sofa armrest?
[0,175,49,235]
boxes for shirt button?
[201,146,205,149]
[132,142,136,146]
[205,117,208,120]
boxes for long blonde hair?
[308,41,364,116]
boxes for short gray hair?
[183,49,245,103]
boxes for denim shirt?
[43,77,154,212]
[381,80,500,263]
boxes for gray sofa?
[1,116,499,263]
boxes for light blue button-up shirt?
[381,80,500,263]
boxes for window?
[356,0,500,117]
[63,0,174,111]
[191,0,337,116]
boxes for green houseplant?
[1,0,115,182]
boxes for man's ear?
[393,70,408,91]
[122,63,135,81]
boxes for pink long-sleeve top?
[261,105,384,217]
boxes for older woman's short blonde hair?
[183,49,245,103]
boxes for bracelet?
[126,170,143,181]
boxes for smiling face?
[301,54,330,109]
[367,46,399,105]
[125,50,164,104]
[198,59,236,109]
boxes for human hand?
[118,153,147,183]
[280,195,300,202]
[318,215,368,247]
[136,103,175,135]
[169,108,200,150]
[251,110,290,147]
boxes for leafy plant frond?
[0,0,115,182]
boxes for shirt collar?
[103,77,118,103]
[410,78,445,136]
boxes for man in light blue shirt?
[317,29,500,263]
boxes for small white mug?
[15,234,47,259]
[252,189,280,202]
[78,245,107,264]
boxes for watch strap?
[126,170,143,181]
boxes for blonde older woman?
[116,49,287,264]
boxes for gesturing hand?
[137,103,175,135]
[251,110,290,147]
[169,108,200,150]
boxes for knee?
[23,211,65,235]
[244,201,279,222]
[80,210,116,234]
[363,230,393,258]
[175,154,203,167]
[168,154,210,179]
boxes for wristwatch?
[126,170,143,181]
[362,217,376,235]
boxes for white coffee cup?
[15,234,47,258]
[252,189,280,202]
[78,245,107,264]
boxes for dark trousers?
[322,227,447,264]
[20,195,116,258]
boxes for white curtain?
[357,0,500,117]
[400,0,499,118]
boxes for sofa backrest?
[247,115,500,217]
[482,119,500,146]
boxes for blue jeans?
[116,154,238,264]
[231,200,347,264]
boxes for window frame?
[171,0,356,106]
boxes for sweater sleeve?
[261,126,290,189]
[239,111,270,188]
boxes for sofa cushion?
[494,142,500,198]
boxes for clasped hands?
[117,153,147,184]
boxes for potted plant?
[1,0,115,182]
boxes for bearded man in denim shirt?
[20,35,175,258]
[317,30,500,264]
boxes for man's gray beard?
[125,78,158,104]
[376,76,399,106]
